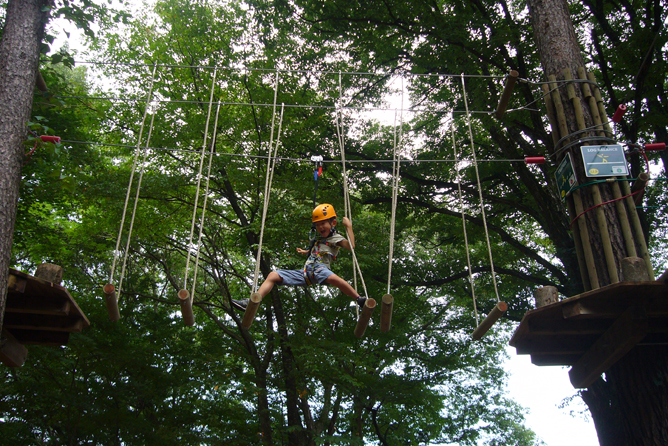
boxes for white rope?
[109,63,158,285]
[190,101,222,302]
[386,78,404,295]
[336,72,356,291]
[118,112,156,297]
[336,73,369,302]
[252,71,284,293]
[183,69,218,289]
[460,74,501,303]
[451,123,479,326]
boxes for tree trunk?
[581,346,668,446]
[527,0,665,444]
[0,0,50,335]
[528,0,635,290]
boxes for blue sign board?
[580,144,628,178]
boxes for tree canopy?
[1,0,666,444]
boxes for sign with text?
[580,144,628,178]
[555,152,577,200]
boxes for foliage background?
[1,0,666,444]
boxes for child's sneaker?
[231,299,249,311]
[356,296,367,307]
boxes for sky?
[47,11,603,446]
[504,347,599,445]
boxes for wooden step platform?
[1,267,90,367]
[509,281,668,388]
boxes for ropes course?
[91,61,662,339]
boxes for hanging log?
[494,70,519,119]
[178,289,194,326]
[102,283,120,322]
[380,294,394,333]
[241,293,263,329]
[354,298,377,338]
[472,301,507,340]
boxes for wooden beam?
[0,329,28,367]
[527,317,611,336]
[354,298,377,338]
[515,334,599,356]
[5,295,71,316]
[9,329,70,346]
[569,306,649,389]
[3,313,85,332]
[530,354,582,367]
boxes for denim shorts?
[276,264,334,286]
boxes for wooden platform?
[1,268,90,367]
[509,281,668,388]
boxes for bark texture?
[0,0,50,335]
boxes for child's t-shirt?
[305,232,346,269]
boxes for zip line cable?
[75,59,506,79]
[59,139,539,164]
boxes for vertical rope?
[336,72,368,302]
[109,63,158,286]
[451,123,479,325]
[190,101,222,302]
[118,112,156,297]
[183,68,218,289]
[336,73,355,288]
[460,74,500,303]
[386,78,403,295]
[252,71,283,292]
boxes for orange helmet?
[312,204,336,223]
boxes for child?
[232,203,366,310]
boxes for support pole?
[572,190,600,289]
[471,301,507,340]
[590,184,620,283]
[494,70,519,119]
[103,283,120,322]
[178,289,194,326]
[619,179,654,280]
[380,294,393,333]
[241,293,263,329]
[354,298,376,338]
